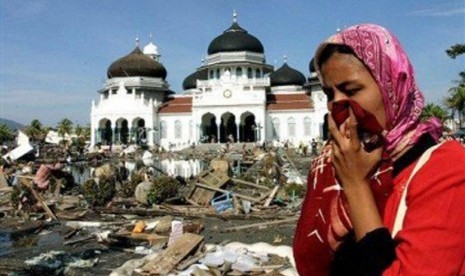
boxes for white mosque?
[90,13,327,150]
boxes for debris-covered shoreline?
[1,137,317,275]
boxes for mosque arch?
[200,113,218,143]
[236,67,243,77]
[220,112,237,143]
[240,111,256,142]
[98,118,112,145]
[116,118,129,144]
[132,117,146,144]
[247,68,253,79]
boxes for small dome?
[182,68,208,90]
[208,22,264,55]
[270,63,306,86]
[107,47,167,79]
[309,57,316,73]
[143,41,159,56]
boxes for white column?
[235,118,240,143]
[215,117,220,143]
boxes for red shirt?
[294,141,465,275]
[382,141,465,275]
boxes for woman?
[293,24,465,275]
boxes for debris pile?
[0,134,315,275]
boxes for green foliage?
[118,172,144,198]
[444,85,465,128]
[10,185,37,210]
[82,175,116,207]
[25,119,46,143]
[57,118,73,139]
[446,44,465,59]
[146,176,180,205]
[421,103,449,122]
[285,183,305,198]
[0,124,14,143]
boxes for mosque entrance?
[116,119,129,144]
[133,118,146,144]
[200,113,218,143]
[240,112,256,142]
[98,119,112,145]
[220,112,237,143]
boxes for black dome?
[208,22,264,55]
[107,47,167,79]
[270,63,306,86]
[309,57,316,73]
[182,68,208,90]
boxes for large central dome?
[207,19,264,55]
[107,47,167,79]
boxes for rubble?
[0,140,314,275]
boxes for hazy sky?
[1,0,464,126]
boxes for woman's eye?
[346,88,361,96]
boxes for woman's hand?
[328,107,383,188]
[329,107,385,240]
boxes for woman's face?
[320,52,387,129]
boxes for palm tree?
[421,103,449,122]
[57,118,73,142]
[444,85,465,128]
[0,124,14,144]
[25,119,45,143]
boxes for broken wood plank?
[176,239,230,271]
[141,233,204,274]
[18,176,58,221]
[231,178,271,190]
[217,217,298,233]
[189,170,230,205]
[96,206,293,220]
[263,185,280,207]
[195,183,259,203]
[64,235,94,246]
[111,232,168,246]
[0,172,9,189]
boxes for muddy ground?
[0,212,298,275]
[0,145,313,275]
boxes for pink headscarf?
[314,24,442,158]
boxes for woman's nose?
[333,90,348,102]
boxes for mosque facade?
[90,14,327,150]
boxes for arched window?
[272,117,280,139]
[216,69,220,79]
[255,69,261,78]
[175,120,182,139]
[161,121,167,139]
[287,117,296,137]
[247,68,253,78]
[236,67,243,77]
[209,70,214,79]
[304,117,312,136]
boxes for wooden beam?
[231,178,271,190]
[194,183,259,203]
